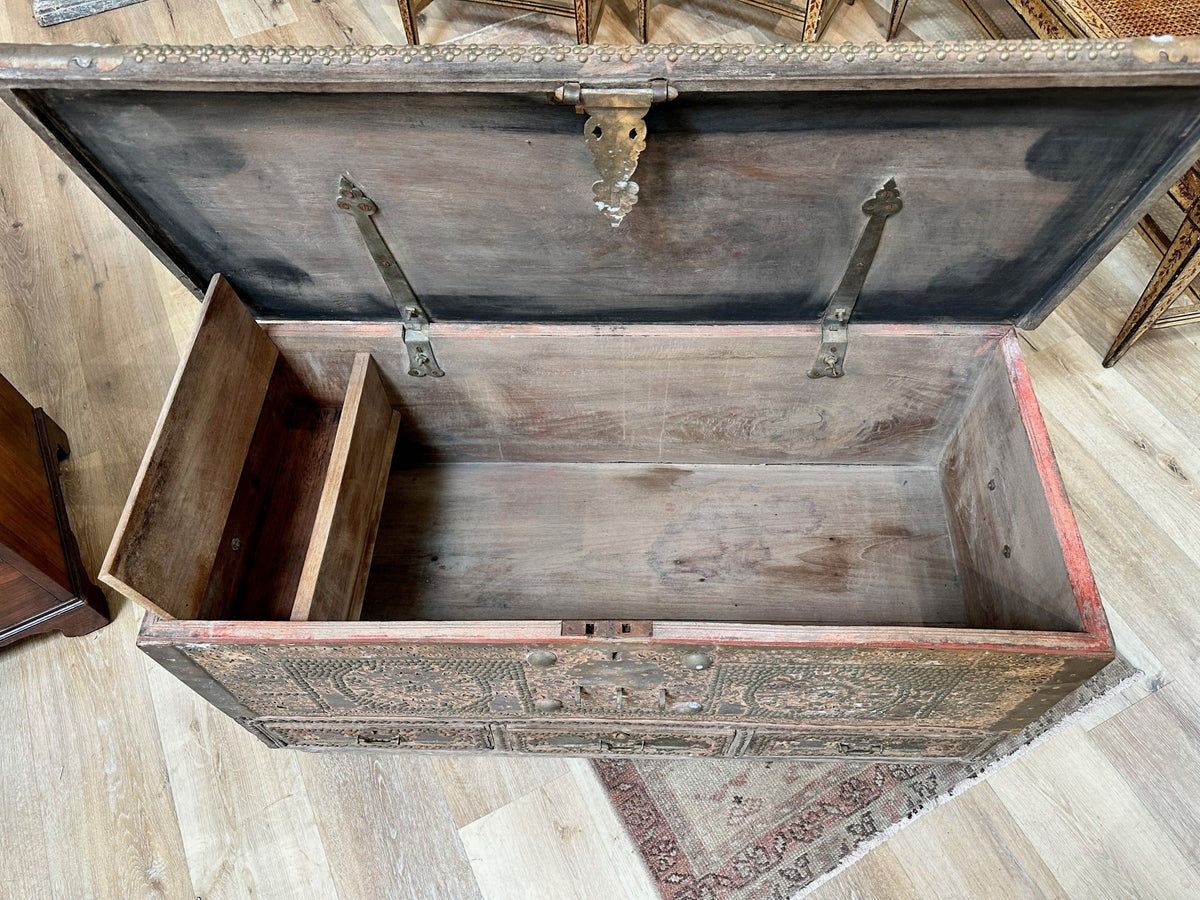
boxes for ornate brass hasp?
[553,80,677,228]
[336,174,444,377]
[809,179,903,378]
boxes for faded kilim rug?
[594,659,1139,900]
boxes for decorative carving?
[745,729,994,759]
[176,642,1068,732]
[256,718,495,750]
[118,39,1148,68]
[718,662,966,720]
[508,724,734,756]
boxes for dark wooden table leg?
[33,409,109,636]
[1105,193,1200,367]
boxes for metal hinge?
[809,179,903,379]
[552,80,677,228]
[337,174,444,377]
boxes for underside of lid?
[6,39,1200,326]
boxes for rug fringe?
[793,664,1148,900]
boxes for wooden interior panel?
[269,324,1000,466]
[100,275,278,620]
[939,337,1083,633]
[361,462,964,625]
[202,393,342,621]
[293,354,400,622]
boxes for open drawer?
[103,275,1113,758]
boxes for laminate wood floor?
[1,1,1198,897]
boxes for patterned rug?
[594,659,1139,900]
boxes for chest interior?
[102,279,1084,637]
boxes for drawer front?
[745,729,995,760]
[255,720,494,751]
[507,725,735,757]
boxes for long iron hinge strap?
[336,174,444,377]
[809,179,903,379]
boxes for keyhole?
[591,125,603,138]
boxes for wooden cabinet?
[6,37,1200,757]
[0,373,107,648]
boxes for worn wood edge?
[348,409,401,622]
[4,38,1200,91]
[99,274,276,620]
[292,354,399,622]
[999,332,1113,655]
[0,89,205,299]
[139,640,279,746]
[264,321,1012,339]
[0,597,99,646]
[134,617,1113,655]
[31,408,109,622]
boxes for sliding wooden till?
[293,354,399,622]
[101,276,399,623]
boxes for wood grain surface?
[364,461,965,624]
[294,353,401,622]
[2,0,1199,897]
[99,275,278,619]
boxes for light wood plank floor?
[2,1,1199,897]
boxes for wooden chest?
[7,37,1200,759]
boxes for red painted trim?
[137,616,1111,656]
[999,331,1113,652]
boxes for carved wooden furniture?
[396,0,838,45]
[0,372,108,648]
[7,38,1200,759]
[692,0,845,43]
[397,0,645,45]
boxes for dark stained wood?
[0,376,107,648]
[294,354,400,622]
[100,274,279,620]
[0,372,70,595]
[22,84,1200,330]
[202,397,343,621]
[0,562,58,630]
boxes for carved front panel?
[257,719,494,751]
[744,729,995,760]
[508,724,734,756]
[164,640,1100,748]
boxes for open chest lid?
[5,38,1200,331]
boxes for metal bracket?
[553,80,677,228]
[809,179,903,379]
[337,174,444,377]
